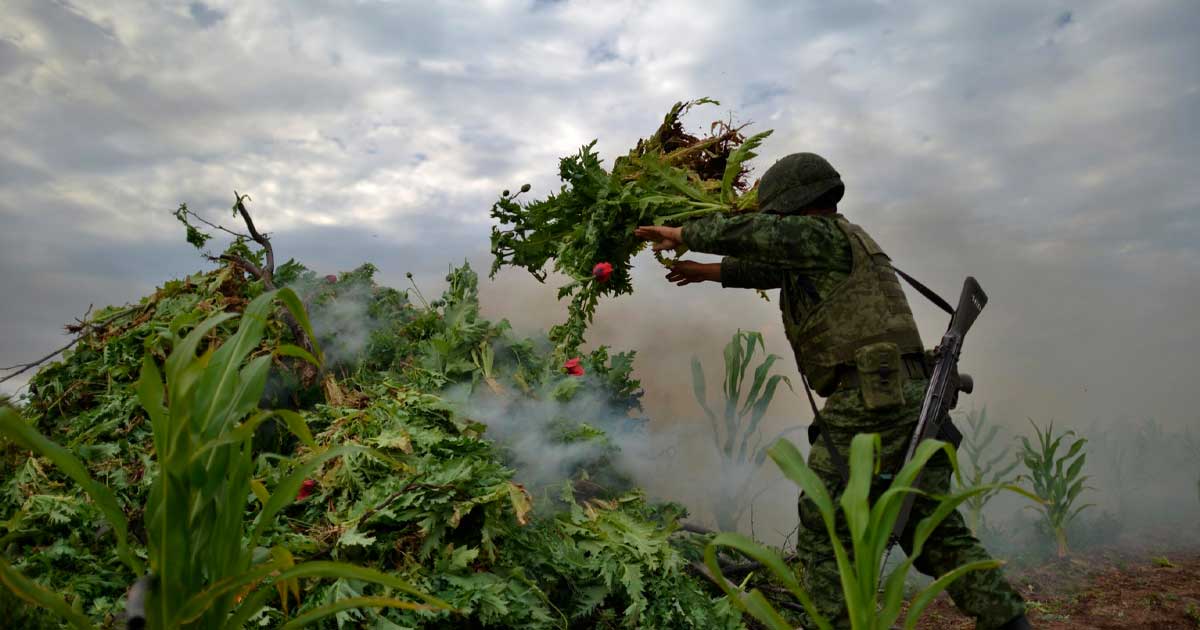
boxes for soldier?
[634,153,1031,630]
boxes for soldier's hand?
[634,226,683,253]
[665,260,720,286]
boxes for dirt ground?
[913,546,1200,629]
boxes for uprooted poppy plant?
[563,357,585,377]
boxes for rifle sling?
[889,264,955,317]
[799,367,850,485]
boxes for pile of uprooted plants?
[0,246,758,628]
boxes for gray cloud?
[188,2,225,28]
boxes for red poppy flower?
[563,357,585,377]
[325,274,338,284]
[296,479,316,501]
[592,262,613,283]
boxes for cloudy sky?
[2,0,1198,446]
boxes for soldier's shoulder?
[833,215,888,256]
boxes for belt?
[833,353,929,391]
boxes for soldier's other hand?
[634,226,683,253]
[665,260,720,286]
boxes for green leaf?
[0,407,142,576]
[337,526,377,549]
[281,597,441,629]
[275,286,324,364]
[904,560,1002,629]
[703,533,832,630]
[0,556,96,630]
[274,343,321,367]
[721,130,772,204]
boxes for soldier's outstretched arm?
[716,257,784,289]
[663,260,720,285]
[679,213,845,264]
[661,258,784,289]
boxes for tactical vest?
[784,216,925,395]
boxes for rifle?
[888,275,988,543]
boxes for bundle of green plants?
[489,98,772,357]
[0,212,743,628]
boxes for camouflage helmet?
[757,152,844,214]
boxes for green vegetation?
[955,408,1019,535]
[489,98,771,357]
[1018,419,1092,558]
[1,291,448,628]
[690,330,796,531]
[1151,556,1176,568]
[0,206,743,628]
[704,434,1031,630]
[1184,601,1200,627]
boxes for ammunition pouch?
[854,342,906,410]
[830,351,929,396]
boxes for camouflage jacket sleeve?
[681,213,852,272]
[720,257,785,289]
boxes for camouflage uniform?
[680,163,1026,629]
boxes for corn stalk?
[955,408,1018,534]
[1018,419,1092,558]
[704,434,1034,630]
[691,330,797,531]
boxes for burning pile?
[0,210,743,628]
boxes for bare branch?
[1,338,87,384]
[178,204,250,240]
[216,254,267,283]
[212,195,317,385]
[232,191,274,281]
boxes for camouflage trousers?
[796,379,1025,630]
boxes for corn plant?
[1018,419,1092,558]
[704,434,1032,630]
[955,408,1019,534]
[0,289,450,628]
[691,330,797,531]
